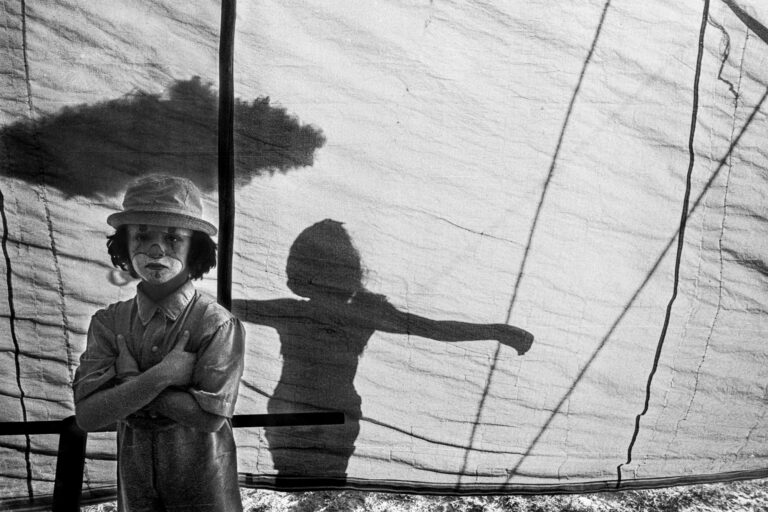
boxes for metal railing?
[0,411,344,511]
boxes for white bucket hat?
[107,175,217,236]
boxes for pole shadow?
[0,76,326,198]
[233,219,533,487]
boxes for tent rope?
[14,0,35,501]
[0,187,33,502]
[616,0,710,488]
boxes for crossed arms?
[75,331,227,433]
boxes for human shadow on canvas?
[232,219,533,487]
[0,76,325,198]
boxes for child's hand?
[159,331,196,387]
[115,334,140,381]
[144,391,169,417]
[495,325,534,356]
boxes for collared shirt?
[73,280,245,512]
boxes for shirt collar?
[136,280,196,325]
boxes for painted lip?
[144,262,168,270]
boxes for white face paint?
[127,225,192,285]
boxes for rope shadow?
[722,0,768,46]
[458,0,614,486]
[503,86,767,486]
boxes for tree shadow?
[232,219,533,487]
[0,77,326,198]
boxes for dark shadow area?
[233,219,533,486]
[0,77,326,198]
[724,247,768,280]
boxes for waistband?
[122,410,178,431]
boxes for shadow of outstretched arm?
[352,292,534,355]
[232,298,305,329]
[232,292,534,356]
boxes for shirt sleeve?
[189,317,245,417]
[72,312,118,404]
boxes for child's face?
[127,224,192,285]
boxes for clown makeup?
[127,225,192,285]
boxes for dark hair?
[107,225,217,280]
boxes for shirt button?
[151,346,158,352]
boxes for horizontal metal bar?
[232,412,345,428]
[0,412,345,436]
[0,420,64,435]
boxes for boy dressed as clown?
[73,175,244,511]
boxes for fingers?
[517,331,534,356]
[171,330,191,352]
[497,325,534,356]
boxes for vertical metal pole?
[52,416,87,512]
[217,0,237,310]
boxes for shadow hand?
[495,325,534,356]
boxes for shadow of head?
[286,219,364,302]
[1,77,326,198]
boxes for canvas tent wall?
[1,0,767,508]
